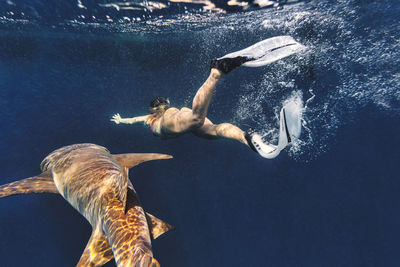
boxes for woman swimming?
[111,50,297,159]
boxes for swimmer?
[111,56,293,159]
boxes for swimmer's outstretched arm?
[111,113,149,125]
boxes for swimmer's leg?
[193,118,284,159]
[191,68,222,125]
[161,68,222,133]
[191,56,250,124]
[163,59,248,134]
[193,119,248,145]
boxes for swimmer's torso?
[151,107,193,138]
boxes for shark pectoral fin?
[0,171,58,198]
[77,227,114,267]
[145,212,175,240]
[112,153,173,170]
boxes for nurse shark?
[0,143,173,267]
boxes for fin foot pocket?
[245,128,280,159]
[245,128,258,153]
[245,105,295,159]
[210,56,250,74]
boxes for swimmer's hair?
[146,97,170,124]
[150,97,170,109]
[149,97,170,114]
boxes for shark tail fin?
[0,171,58,198]
[112,153,173,170]
[146,212,175,240]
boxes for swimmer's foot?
[210,56,250,74]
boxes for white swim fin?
[245,108,292,159]
[219,36,306,68]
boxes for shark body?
[0,143,173,267]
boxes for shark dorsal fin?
[145,212,175,240]
[113,153,173,170]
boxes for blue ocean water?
[0,0,399,266]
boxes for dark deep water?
[1,0,400,266]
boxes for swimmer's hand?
[111,113,122,124]
[111,114,148,125]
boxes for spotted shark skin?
[0,143,174,267]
